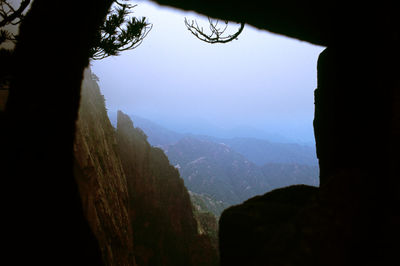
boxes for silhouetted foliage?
[89,1,152,60]
[0,0,151,59]
[0,0,30,45]
[184,17,244,44]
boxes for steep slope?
[74,68,135,265]
[116,111,218,266]
[189,191,220,249]
[189,191,227,218]
[74,69,218,266]
[163,137,271,206]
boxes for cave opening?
[91,0,325,203]
[2,0,398,265]
[85,1,327,249]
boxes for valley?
[114,112,319,218]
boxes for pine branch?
[184,17,245,44]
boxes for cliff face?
[116,111,218,266]
[74,68,136,265]
[73,68,217,265]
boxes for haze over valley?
[108,111,319,217]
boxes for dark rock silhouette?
[218,43,399,265]
[1,0,114,264]
[219,185,318,266]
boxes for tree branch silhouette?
[0,0,151,59]
[0,0,31,45]
[89,1,152,60]
[184,17,244,44]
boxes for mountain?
[163,137,269,206]
[74,68,218,266]
[108,111,184,147]
[220,137,317,166]
[192,135,317,166]
[189,191,227,218]
[122,114,318,166]
[189,191,220,247]
[163,137,319,214]
[74,68,135,265]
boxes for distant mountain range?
[108,112,318,166]
[108,113,319,217]
[163,137,319,214]
[208,137,317,166]
[164,137,267,208]
[107,111,315,143]
[108,112,183,146]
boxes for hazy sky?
[92,0,325,143]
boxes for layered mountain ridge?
[114,113,319,219]
[163,137,319,215]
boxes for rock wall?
[73,69,218,265]
[74,68,136,265]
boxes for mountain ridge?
[162,136,319,216]
[111,113,318,166]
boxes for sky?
[91,0,325,143]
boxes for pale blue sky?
[92,1,325,143]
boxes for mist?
[91,1,325,143]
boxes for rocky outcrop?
[219,45,400,265]
[74,68,136,265]
[74,69,219,266]
[116,111,219,266]
[219,185,319,266]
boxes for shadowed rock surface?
[218,44,399,265]
[74,68,136,265]
[219,185,319,266]
[116,110,218,266]
[74,68,218,265]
